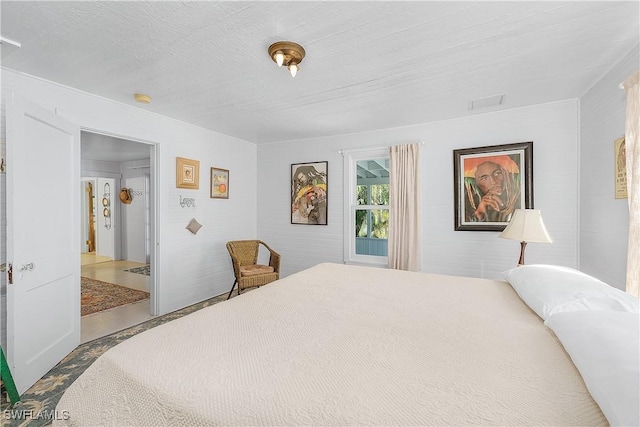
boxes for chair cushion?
[240,264,274,277]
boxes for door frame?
[80,127,160,316]
[80,178,98,254]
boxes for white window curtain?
[388,143,421,271]
[623,70,640,298]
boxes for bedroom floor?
[80,255,153,344]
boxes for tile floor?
[80,254,154,344]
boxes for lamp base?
[517,241,527,266]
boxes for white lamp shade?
[499,209,553,243]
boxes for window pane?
[370,184,389,205]
[355,209,388,256]
[370,209,389,238]
[355,209,389,238]
[356,185,368,206]
[355,209,368,237]
[356,158,389,207]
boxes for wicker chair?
[226,240,281,299]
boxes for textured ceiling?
[2,1,639,146]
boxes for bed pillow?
[501,264,638,320]
[551,289,639,315]
[546,311,640,427]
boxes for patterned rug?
[124,264,150,276]
[81,277,149,316]
[1,292,229,426]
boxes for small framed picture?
[291,161,328,225]
[210,167,229,199]
[614,136,627,199]
[453,142,533,231]
[176,157,200,189]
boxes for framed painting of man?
[291,161,328,225]
[453,142,533,231]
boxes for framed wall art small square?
[210,167,229,199]
[176,157,200,189]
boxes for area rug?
[81,277,149,316]
[1,292,229,426]
[124,264,150,276]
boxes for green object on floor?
[1,348,20,406]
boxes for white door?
[96,178,115,260]
[6,93,80,394]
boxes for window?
[343,148,389,265]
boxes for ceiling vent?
[468,94,505,111]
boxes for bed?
[54,263,638,426]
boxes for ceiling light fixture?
[268,41,305,78]
[133,93,151,104]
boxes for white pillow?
[501,264,637,320]
[551,289,639,316]
[546,311,640,427]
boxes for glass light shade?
[274,52,284,67]
[289,63,299,77]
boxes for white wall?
[579,46,638,290]
[258,100,580,280]
[121,160,150,263]
[1,68,258,315]
[121,175,148,263]
[82,159,122,177]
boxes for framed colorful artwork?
[453,142,533,231]
[291,161,328,225]
[176,157,200,189]
[210,167,229,199]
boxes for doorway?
[80,131,156,342]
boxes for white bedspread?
[55,263,606,426]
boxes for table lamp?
[499,209,553,265]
